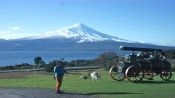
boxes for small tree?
[95,52,119,70]
[34,56,45,68]
[44,60,57,72]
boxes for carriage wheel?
[160,70,172,81]
[109,63,125,81]
[143,62,154,80]
[125,65,144,82]
[144,71,154,80]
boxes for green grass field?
[0,69,175,98]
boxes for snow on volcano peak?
[26,23,133,43]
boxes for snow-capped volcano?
[29,23,132,43]
[0,23,174,51]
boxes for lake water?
[0,51,113,66]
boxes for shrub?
[94,51,119,71]
[44,60,57,72]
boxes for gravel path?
[0,88,98,98]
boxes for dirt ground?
[0,72,32,79]
[0,88,97,98]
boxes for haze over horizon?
[0,0,175,46]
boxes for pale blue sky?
[0,0,175,46]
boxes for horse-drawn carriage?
[110,46,172,82]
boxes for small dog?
[79,75,88,80]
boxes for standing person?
[53,60,65,94]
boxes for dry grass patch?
[0,72,32,79]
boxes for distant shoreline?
[0,50,106,66]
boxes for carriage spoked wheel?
[109,63,125,81]
[125,65,144,82]
[160,70,172,81]
[144,71,154,80]
[143,63,154,80]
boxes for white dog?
[90,71,100,80]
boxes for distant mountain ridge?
[0,23,174,51]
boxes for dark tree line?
[44,51,119,72]
[0,56,45,70]
[165,50,175,59]
[0,63,32,70]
